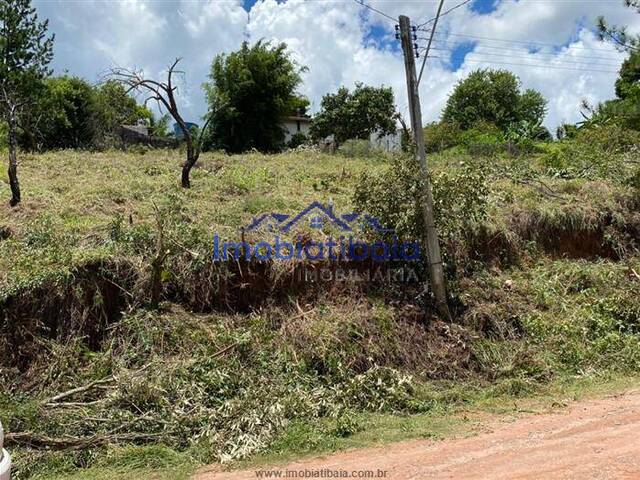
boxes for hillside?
[0,141,639,479]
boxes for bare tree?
[110,59,211,188]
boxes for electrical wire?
[423,46,622,68]
[417,37,623,63]
[431,56,620,73]
[417,30,620,54]
[351,0,396,23]
[417,0,472,28]
[417,0,446,85]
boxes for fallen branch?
[5,432,161,450]
[212,343,238,359]
[46,399,110,409]
[42,363,154,405]
[631,269,640,282]
[43,376,115,405]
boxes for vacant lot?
[0,145,639,479]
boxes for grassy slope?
[0,149,382,293]
[0,147,639,479]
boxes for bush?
[352,155,489,249]
[286,132,309,149]
[458,121,504,156]
[424,121,461,153]
[337,138,379,157]
[540,124,640,181]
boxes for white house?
[282,115,312,143]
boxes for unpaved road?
[195,390,640,479]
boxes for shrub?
[352,155,489,255]
[540,124,640,180]
[424,121,461,153]
[337,138,380,158]
[286,132,309,149]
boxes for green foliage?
[442,69,547,133]
[94,80,152,142]
[149,114,171,138]
[458,120,503,147]
[352,155,489,244]
[310,83,396,144]
[597,1,640,52]
[541,124,640,181]
[616,49,640,100]
[506,120,551,143]
[18,77,152,150]
[286,132,309,149]
[424,121,461,153]
[336,138,383,158]
[2,147,640,478]
[0,0,54,107]
[22,76,97,150]
[204,40,307,153]
[591,5,640,131]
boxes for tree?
[441,69,547,132]
[615,50,640,100]
[22,76,97,150]
[310,84,396,145]
[597,1,640,51]
[93,80,152,145]
[204,41,307,153]
[0,0,54,206]
[18,77,152,150]
[110,59,209,188]
[594,2,640,130]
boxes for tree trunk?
[181,142,196,188]
[7,110,21,207]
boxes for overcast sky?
[34,0,639,131]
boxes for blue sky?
[34,0,638,130]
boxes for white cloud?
[35,0,638,130]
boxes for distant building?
[118,124,177,148]
[369,129,402,152]
[282,115,312,143]
[173,122,199,139]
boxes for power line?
[423,46,622,68]
[417,37,623,62]
[435,56,620,73]
[417,0,446,85]
[417,30,620,53]
[351,0,396,23]
[417,0,472,28]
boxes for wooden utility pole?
[398,15,451,320]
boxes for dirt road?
[195,390,640,479]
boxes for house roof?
[283,115,312,123]
[120,125,149,136]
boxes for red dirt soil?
[194,389,640,479]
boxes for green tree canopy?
[19,76,152,150]
[204,40,308,153]
[597,1,640,51]
[94,80,152,137]
[310,84,396,144]
[441,69,547,132]
[0,0,54,205]
[615,50,640,100]
[590,2,640,130]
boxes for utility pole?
[398,15,451,320]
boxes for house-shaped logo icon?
[245,201,394,234]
